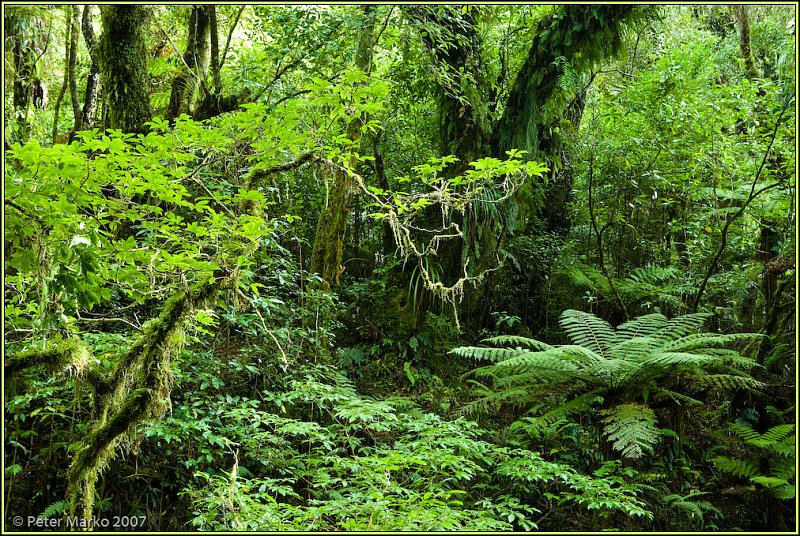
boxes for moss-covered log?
[5,337,91,379]
[66,282,219,523]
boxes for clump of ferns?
[451,309,764,460]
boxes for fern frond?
[712,455,759,478]
[751,475,792,489]
[560,309,615,358]
[615,314,668,341]
[650,388,703,406]
[770,457,796,480]
[450,346,522,362]
[640,351,717,368]
[483,335,553,351]
[532,391,604,426]
[601,403,660,459]
[772,433,796,457]
[655,313,712,340]
[729,422,761,442]
[769,483,796,500]
[691,374,764,392]
[754,424,796,448]
[40,500,68,519]
[663,332,763,353]
[491,351,581,376]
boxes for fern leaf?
[692,374,764,392]
[751,475,792,489]
[770,484,796,500]
[483,335,553,351]
[757,424,796,446]
[641,351,717,367]
[559,309,615,358]
[711,455,759,478]
[601,403,660,459]
[40,499,68,518]
[491,351,581,376]
[450,346,522,362]
[655,313,712,340]
[729,422,761,442]
[615,313,668,341]
[663,332,763,353]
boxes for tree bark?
[167,6,212,121]
[733,5,760,80]
[5,8,41,142]
[309,6,377,288]
[81,5,101,129]
[68,5,82,132]
[98,5,152,133]
[52,6,72,143]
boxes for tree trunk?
[98,5,152,133]
[167,6,212,121]
[68,6,82,132]
[5,8,41,143]
[81,5,101,129]
[309,6,377,288]
[52,6,72,143]
[733,5,760,80]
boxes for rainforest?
[3,4,796,532]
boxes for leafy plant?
[452,309,764,459]
[712,423,795,500]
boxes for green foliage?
[452,309,764,458]
[601,404,660,459]
[712,423,796,500]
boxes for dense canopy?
[3,4,796,532]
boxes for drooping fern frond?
[655,313,713,340]
[601,403,660,459]
[691,373,765,392]
[663,332,764,354]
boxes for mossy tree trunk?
[68,6,83,132]
[410,5,639,330]
[167,5,212,121]
[98,5,152,134]
[81,5,101,129]
[309,6,377,289]
[5,8,43,143]
[732,4,760,80]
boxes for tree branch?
[691,97,792,312]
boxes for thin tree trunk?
[209,5,222,93]
[68,5,82,132]
[167,6,212,121]
[733,5,760,80]
[81,5,100,129]
[52,6,72,143]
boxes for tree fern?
[451,309,763,459]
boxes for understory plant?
[452,309,764,459]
